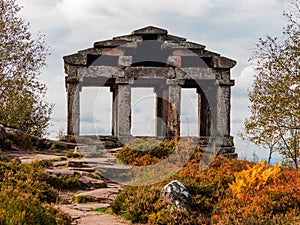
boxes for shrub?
[0,159,71,224]
[9,132,34,150]
[51,142,67,151]
[44,173,84,191]
[0,187,71,225]
[65,152,83,158]
[216,165,300,224]
[72,194,95,203]
[111,156,248,224]
[112,154,300,225]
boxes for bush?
[0,158,71,224]
[45,173,84,191]
[112,151,300,225]
[72,194,95,203]
[65,152,83,158]
[51,142,67,151]
[0,187,71,225]
[9,132,34,150]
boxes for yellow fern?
[230,160,281,199]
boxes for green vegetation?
[112,140,300,225]
[72,194,94,204]
[51,143,67,152]
[65,151,83,158]
[241,0,300,166]
[46,173,84,191]
[94,207,114,215]
[0,0,52,137]
[0,156,71,224]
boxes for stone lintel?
[77,66,124,79]
[212,56,236,69]
[124,67,175,79]
[175,68,215,80]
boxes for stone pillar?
[214,79,235,154]
[166,79,183,138]
[115,78,133,142]
[215,80,234,136]
[110,84,118,136]
[155,86,168,137]
[197,88,210,137]
[66,78,81,135]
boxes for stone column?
[115,78,133,142]
[66,78,81,135]
[166,79,183,138]
[197,88,209,137]
[154,86,168,137]
[110,84,118,136]
[214,79,235,154]
[215,80,234,136]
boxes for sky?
[17,0,289,161]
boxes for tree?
[242,0,300,168]
[0,0,52,137]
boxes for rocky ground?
[3,148,145,225]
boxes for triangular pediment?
[131,26,168,35]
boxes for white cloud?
[235,66,255,92]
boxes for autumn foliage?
[113,142,300,224]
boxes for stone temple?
[63,26,237,156]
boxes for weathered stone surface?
[64,26,237,155]
[79,176,107,189]
[67,160,89,168]
[75,145,97,153]
[161,180,191,210]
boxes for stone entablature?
[64,26,236,154]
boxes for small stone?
[161,180,191,210]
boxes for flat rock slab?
[74,187,122,202]
[2,152,65,163]
[59,204,146,225]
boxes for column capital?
[116,77,134,84]
[215,79,235,86]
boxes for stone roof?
[64,26,236,70]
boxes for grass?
[94,207,114,215]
